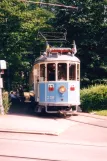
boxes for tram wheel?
[59,110,73,118]
[58,111,66,117]
[35,105,46,116]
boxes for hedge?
[2,91,11,114]
[80,84,107,112]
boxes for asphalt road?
[0,102,107,161]
[0,131,107,161]
[0,115,107,161]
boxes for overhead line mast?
[19,0,78,10]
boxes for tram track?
[45,111,107,129]
[76,112,107,121]
[0,134,107,148]
[0,155,61,161]
[65,114,107,129]
[67,118,107,128]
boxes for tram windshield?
[58,63,67,81]
[40,62,80,81]
[47,63,56,81]
[69,63,76,80]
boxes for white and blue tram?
[29,42,80,114]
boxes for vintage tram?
[29,32,80,114]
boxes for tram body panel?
[45,82,56,103]
[39,83,45,102]
[68,81,80,105]
[39,82,68,105]
[46,82,68,104]
[55,82,68,103]
[38,81,80,106]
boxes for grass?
[91,110,107,116]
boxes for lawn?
[91,110,107,116]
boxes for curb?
[0,128,59,136]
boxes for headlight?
[59,86,66,93]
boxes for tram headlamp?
[59,86,66,93]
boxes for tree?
[0,0,107,90]
[53,0,107,87]
[0,0,54,90]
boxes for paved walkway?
[0,111,107,136]
[0,114,77,135]
[0,102,107,136]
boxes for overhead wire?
[19,0,78,9]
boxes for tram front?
[36,53,80,114]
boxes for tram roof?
[34,54,80,64]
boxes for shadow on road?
[8,101,61,119]
[8,101,32,116]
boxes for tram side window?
[69,63,76,80]
[47,63,56,81]
[40,64,45,81]
[58,63,67,81]
[77,64,80,81]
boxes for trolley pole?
[0,75,4,115]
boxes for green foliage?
[2,91,11,114]
[80,84,107,112]
[0,0,107,90]
[54,0,107,87]
[93,110,107,116]
[0,0,54,89]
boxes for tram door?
[46,63,56,103]
[68,63,80,105]
[34,64,39,102]
[39,64,46,103]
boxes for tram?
[29,31,80,114]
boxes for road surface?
[0,113,107,161]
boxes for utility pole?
[0,60,7,115]
[0,75,4,114]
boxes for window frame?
[39,63,45,82]
[77,63,80,81]
[39,62,80,82]
[57,62,67,81]
[47,63,56,81]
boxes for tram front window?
[69,63,76,80]
[58,63,67,81]
[47,63,56,81]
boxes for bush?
[2,91,11,114]
[80,84,107,112]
